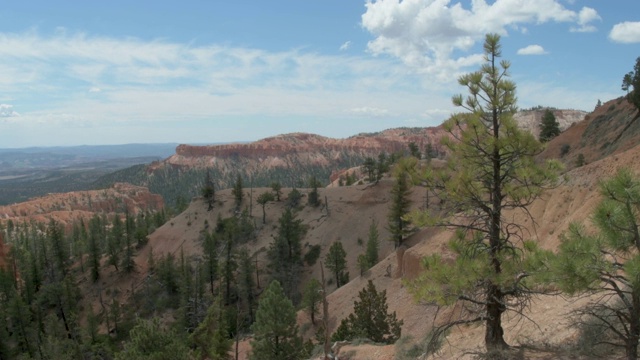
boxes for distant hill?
[95,128,451,207]
[540,97,640,169]
[0,143,178,205]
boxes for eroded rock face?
[514,108,588,139]
[158,129,451,172]
[0,183,164,230]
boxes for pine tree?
[362,157,377,183]
[325,241,348,288]
[257,191,275,224]
[270,181,282,201]
[408,33,560,352]
[88,215,102,282]
[539,109,560,142]
[331,280,402,344]
[622,57,640,111]
[237,247,256,324]
[387,169,412,248]
[191,295,232,360]
[301,278,321,325]
[267,209,305,302]
[232,174,244,210]
[365,219,379,267]
[250,280,307,360]
[550,168,640,360]
[307,176,321,207]
[202,170,216,211]
[116,318,191,360]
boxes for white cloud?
[89,87,101,93]
[609,22,640,43]
[340,41,351,51]
[348,106,390,117]
[517,45,547,55]
[361,0,593,79]
[570,7,600,32]
[0,104,19,117]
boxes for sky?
[0,0,639,148]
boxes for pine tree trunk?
[626,292,640,360]
[485,283,507,351]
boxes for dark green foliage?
[325,241,348,288]
[560,143,571,157]
[362,157,377,183]
[366,219,380,267]
[202,170,216,211]
[267,209,306,302]
[622,57,640,111]
[550,169,640,360]
[331,280,402,344]
[88,215,102,282]
[232,174,244,210]
[270,181,282,201]
[250,281,308,360]
[115,318,191,360]
[286,188,302,209]
[237,247,256,324]
[302,278,322,325]
[190,296,232,360]
[408,142,421,159]
[307,176,321,207]
[539,109,560,142]
[303,244,321,266]
[576,153,586,167]
[387,170,412,248]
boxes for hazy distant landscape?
[0,143,177,204]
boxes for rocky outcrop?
[161,128,450,171]
[0,183,164,230]
[514,108,587,139]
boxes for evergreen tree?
[362,157,377,183]
[307,176,321,207]
[116,318,191,360]
[250,280,307,360]
[191,296,232,360]
[301,278,321,325]
[365,219,379,267]
[202,170,216,211]
[408,33,560,352]
[539,109,560,142]
[237,247,256,324]
[270,181,282,202]
[286,188,302,209]
[232,174,244,210]
[387,169,412,248]
[550,168,640,360]
[622,57,640,110]
[88,215,102,282]
[256,191,275,224]
[331,280,402,344]
[267,209,305,302]
[325,241,348,288]
[408,142,421,159]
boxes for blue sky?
[0,0,638,148]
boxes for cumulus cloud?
[0,104,19,117]
[361,0,594,79]
[348,106,389,117]
[340,41,351,51]
[609,21,640,43]
[570,7,601,32]
[517,45,547,55]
